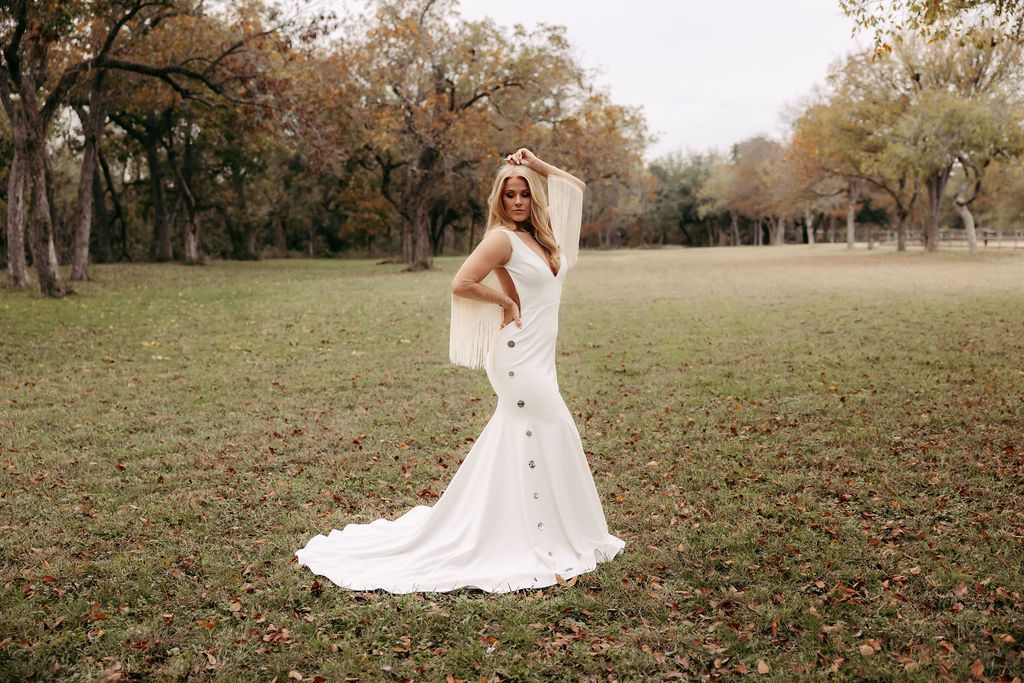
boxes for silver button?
[507,340,515,348]
[508,371,514,377]
[528,460,535,469]
[533,492,539,499]
[537,522,544,530]
[526,430,532,437]
[517,400,525,407]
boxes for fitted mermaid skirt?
[294,229,625,593]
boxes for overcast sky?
[323,1,870,160]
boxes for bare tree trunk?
[730,211,740,246]
[170,159,202,265]
[768,217,784,245]
[955,178,979,253]
[143,133,173,261]
[407,199,432,270]
[98,150,129,261]
[244,229,259,259]
[827,214,836,243]
[401,220,413,263]
[897,214,907,251]
[308,218,316,257]
[183,212,201,264]
[923,169,951,252]
[846,180,858,249]
[92,162,113,263]
[804,209,816,245]
[44,156,64,265]
[26,135,69,296]
[753,218,762,246]
[71,100,106,280]
[5,149,31,288]
[273,217,287,257]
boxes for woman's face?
[502,176,531,224]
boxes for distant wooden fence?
[873,229,1024,249]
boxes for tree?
[0,1,122,294]
[0,0,282,292]
[940,95,1024,250]
[730,137,787,245]
[696,155,743,246]
[792,52,920,251]
[104,1,301,264]
[840,0,1024,53]
[885,31,1023,250]
[645,152,711,246]
[351,0,595,270]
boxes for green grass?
[1,245,1022,681]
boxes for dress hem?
[295,537,625,595]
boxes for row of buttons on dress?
[508,336,556,580]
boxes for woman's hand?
[505,148,546,175]
[501,298,522,329]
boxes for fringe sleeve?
[548,175,584,269]
[448,271,503,370]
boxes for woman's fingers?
[506,148,535,165]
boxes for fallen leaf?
[757,659,770,674]
[554,573,578,588]
[970,660,984,679]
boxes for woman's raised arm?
[505,148,586,193]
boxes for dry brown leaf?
[757,659,770,674]
[554,573,578,588]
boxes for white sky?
[321,1,870,160]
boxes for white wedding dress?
[294,177,625,593]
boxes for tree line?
[642,27,1024,252]
[2,0,1023,299]
[0,0,650,297]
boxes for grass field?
[2,244,1022,681]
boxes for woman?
[294,148,625,593]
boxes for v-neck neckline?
[507,230,562,279]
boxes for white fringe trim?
[449,292,502,369]
[549,175,583,269]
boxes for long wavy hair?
[485,165,559,272]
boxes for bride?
[294,148,625,593]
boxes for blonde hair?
[485,165,560,272]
